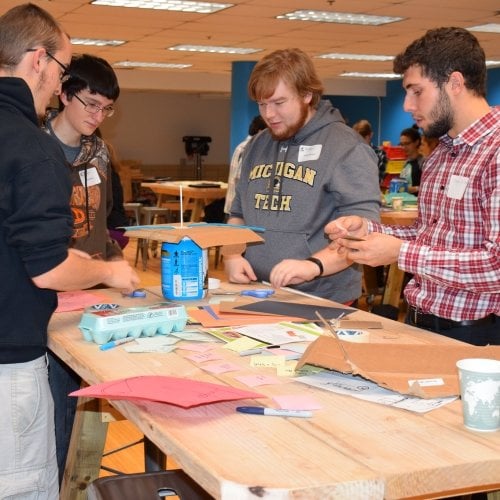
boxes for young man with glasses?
[42,53,128,483]
[0,4,139,497]
[43,53,121,262]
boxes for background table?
[142,181,227,222]
[48,285,500,499]
[380,208,418,309]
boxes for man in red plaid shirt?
[325,27,499,346]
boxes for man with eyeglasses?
[43,53,121,262]
[41,53,128,484]
[0,4,139,497]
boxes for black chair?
[87,470,214,500]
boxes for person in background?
[399,126,423,194]
[225,48,380,305]
[352,119,387,184]
[105,140,130,249]
[0,4,139,497]
[41,53,129,484]
[419,134,439,160]
[326,27,499,347]
[224,114,267,216]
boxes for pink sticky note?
[185,352,223,363]
[235,374,282,387]
[69,375,263,408]
[202,362,241,374]
[176,343,215,353]
[273,394,322,411]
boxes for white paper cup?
[456,358,500,432]
[392,197,404,211]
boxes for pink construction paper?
[55,290,109,312]
[273,394,323,411]
[69,376,263,408]
[235,374,283,387]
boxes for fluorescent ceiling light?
[114,61,191,69]
[486,60,500,67]
[169,44,261,54]
[341,72,401,79]
[317,53,394,61]
[71,38,125,46]
[468,23,500,33]
[91,0,233,13]
[277,10,403,26]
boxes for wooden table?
[48,284,500,500]
[142,181,227,222]
[380,208,418,309]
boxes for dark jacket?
[0,78,73,363]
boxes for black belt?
[408,306,496,331]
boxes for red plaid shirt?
[370,107,499,321]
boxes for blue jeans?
[47,351,81,486]
[0,356,59,499]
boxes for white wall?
[100,91,231,166]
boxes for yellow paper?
[224,337,262,352]
[250,355,286,368]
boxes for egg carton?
[79,302,188,345]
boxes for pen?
[99,337,136,351]
[236,406,313,418]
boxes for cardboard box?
[124,223,264,249]
[296,337,500,398]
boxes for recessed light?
[317,53,394,61]
[91,0,233,13]
[71,38,125,46]
[341,72,401,79]
[468,23,500,34]
[168,44,261,54]
[277,10,403,26]
[114,61,192,69]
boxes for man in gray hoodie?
[225,48,380,304]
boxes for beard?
[270,101,310,141]
[424,88,454,138]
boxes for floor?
[100,237,398,476]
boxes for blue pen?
[99,337,136,351]
[236,407,313,418]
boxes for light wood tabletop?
[142,181,227,222]
[48,285,500,500]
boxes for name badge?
[446,175,468,200]
[298,144,322,162]
[79,167,101,187]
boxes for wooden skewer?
[315,310,352,367]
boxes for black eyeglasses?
[72,93,115,118]
[26,48,70,83]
